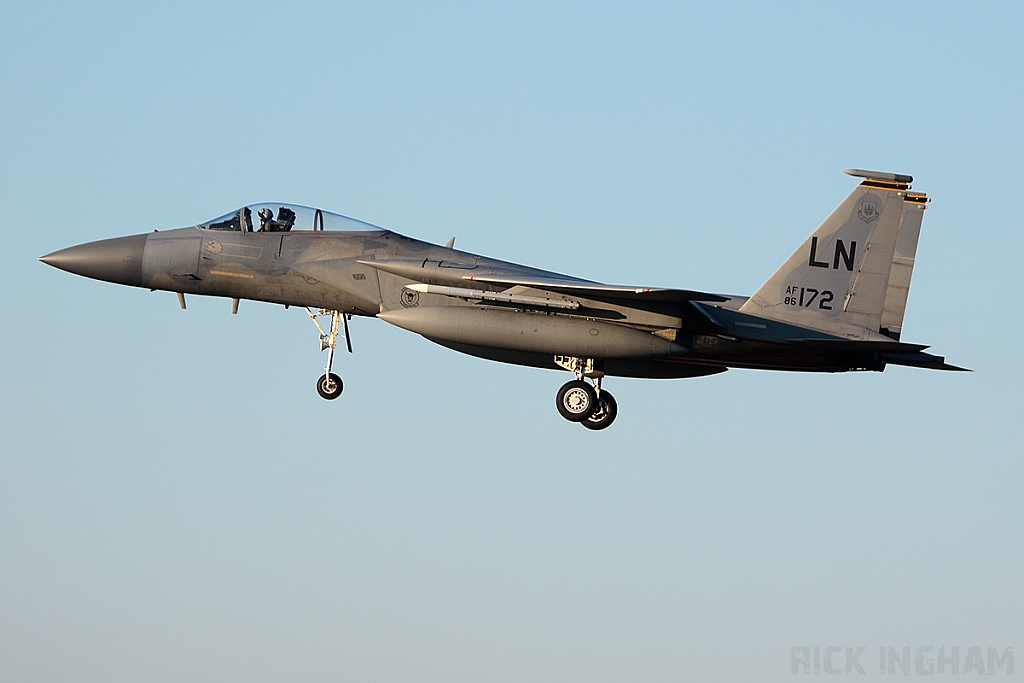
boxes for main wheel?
[316,373,344,400]
[556,380,598,422]
[581,390,617,430]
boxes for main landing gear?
[306,308,351,400]
[554,356,617,430]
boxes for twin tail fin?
[739,169,929,340]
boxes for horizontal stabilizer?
[786,338,930,354]
[883,352,972,372]
[929,362,971,372]
[464,275,728,303]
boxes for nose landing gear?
[554,356,618,429]
[306,308,351,400]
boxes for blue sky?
[1,2,1021,681]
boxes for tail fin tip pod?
[739,169,926,340]
[844,168,913,184]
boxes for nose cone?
[40,233,149,287]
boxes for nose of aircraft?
[39,233,149,287]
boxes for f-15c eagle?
[40,169,965,430]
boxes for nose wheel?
[554,356,618,429]
[306,308,352,401]
[317,373,344,399]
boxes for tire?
[317,373,344,400]
[556,380,598,422]
[581,390,617,430]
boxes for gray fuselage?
[44,222,932,379]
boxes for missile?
[404,283,579,310]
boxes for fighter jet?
[40,169,965,430]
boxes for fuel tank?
[378,306,687,358]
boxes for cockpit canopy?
[200,203,383,233]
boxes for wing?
[357,258,728,306]
[462,274,728,304]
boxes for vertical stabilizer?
[739,170,916,339]
[879,192,929,340]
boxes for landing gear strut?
[554,356,617,429]
[306,308,351,400]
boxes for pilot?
[258,208,275,232]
